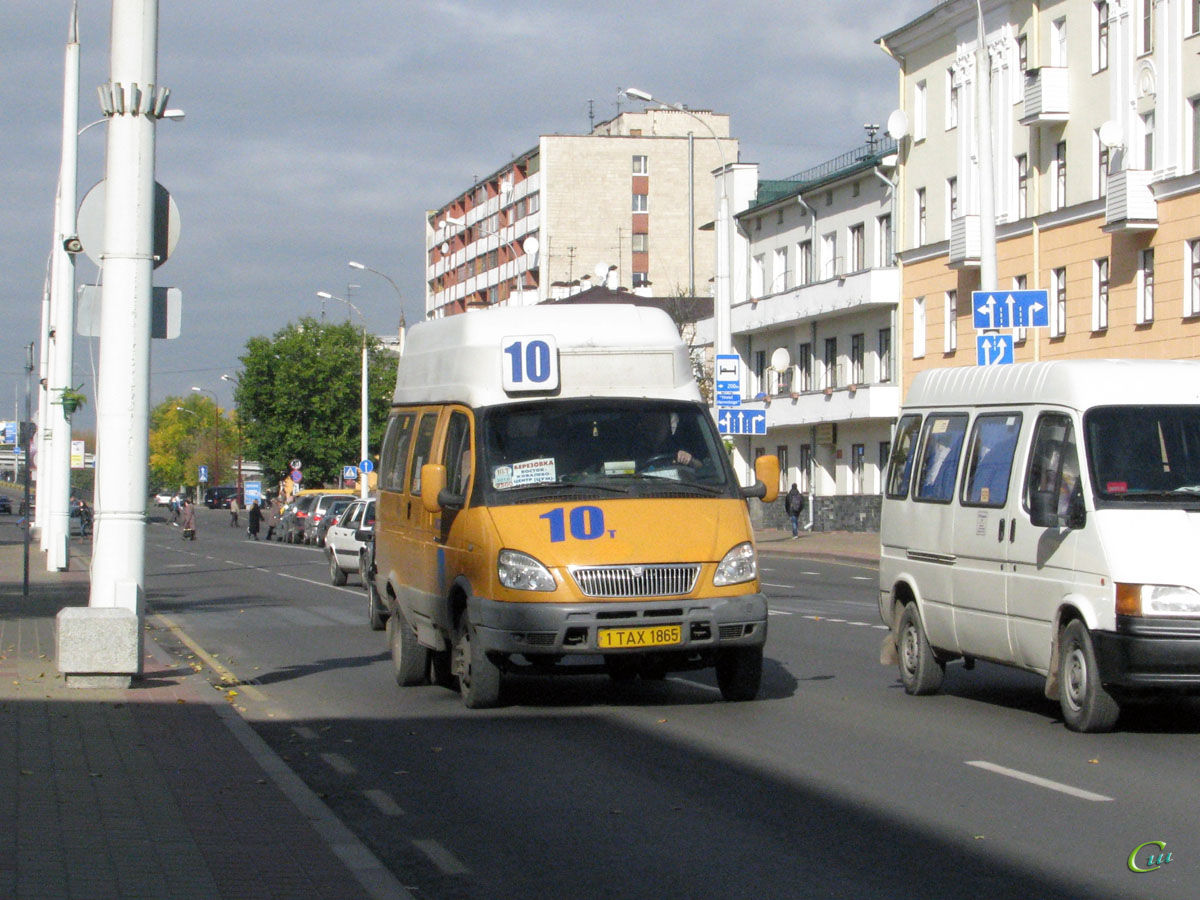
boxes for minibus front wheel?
[1059,620,1120,733]
[898,603,944,695]
[715,646,763,701]
[454,615,502,709]
[389,608,428,687]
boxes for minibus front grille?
[568,564,700,598]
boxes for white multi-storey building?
[424,110,738,317]
[716,138,902,531]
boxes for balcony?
[948,215,980,268]
[1104,169,1157,231]
[731,267,900,336]
[757,382,902,430]
[1020,67,1069,125]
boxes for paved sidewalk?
[753,526,880,564]
[0,533,413,900]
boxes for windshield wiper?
[504,480,630,494]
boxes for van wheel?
[1059,620,1120,733]
[898,603,944,695]
[328,551,347,586]
[454,615,501,709]
[366,579,387,631]
[715,646,763,701]
[388,608,428,686]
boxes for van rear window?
[914,414,968,503]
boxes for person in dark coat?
[180,498,197,540]
[247,501,262,540]
[784,483,805,538]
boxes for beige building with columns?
[879,0,1200,391]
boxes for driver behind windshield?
[639,410,701,469]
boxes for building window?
[1096,134,1109,198]
[1018,33,1028,72]
[774,247,788,292]
[1141,0,1154,54]
[777,208,784,225]
[1051,17,1068,67]
[797,240,813,284]
[851,333,865,384]
[947,176,959,220]
[632,154,647,174]
[824,337,838,389]
[821,231,839,279]
[878,328,892,382]
[1093,257,1109,331]
[947,68,960,129]
[1142,112,1155,170]
[916,187,927,245]
[944,290,958,353]
[632,272,649,288]
[799,444,812,493]
[1051,267,1067,337]
[1191,97,1200,172]
[913,296,926,359]
[1095,2,1109,72]
[849,223,865,272]
[1054,141,1068,210]
[777,446,789,493]
[851,444,866,494]
[876,213,893,267]
[1193,0,1200,33]
[1188,240,1200,317]
[751,254,765,298]
[632,192,648,212]
[914,80,927,141]
[1012,274,1029,343]
[755,216,762,231]
[1015,154,1028,219]
[825,190,834,207]
[632,233,648,252]
[1137,248,1155,324]
[754,349,767,394]
[798,342,813,391]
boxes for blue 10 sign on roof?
[502,335,560,392]
[972,289,1049,329]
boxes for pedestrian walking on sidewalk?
[785,483,805,538]
[229,496,240,527]
[247,501,262,540]
[180,498,196,540]
[265,497,281,541]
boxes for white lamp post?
[348,260,405,355]
[317,291,369,499]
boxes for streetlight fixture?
[316,291,369,499]
[622,87,732,356]
[220,374,243,494]
[190,386,220,487]
[348,260,406,353]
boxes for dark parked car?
[204,486,241,509]
[0,495,12,515]
[281,493,318,543]
[310,496,353,547]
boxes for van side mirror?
[354,528,373,543]
[421,464,446,513]
[743,455,780,504]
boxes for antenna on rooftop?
[864,123,881,153]
[588,99,595,131]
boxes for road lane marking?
[763,582,793,588]
[363,789,405,817]
[965,761,1114,802]
[668,676,721,694]
[768,609,794,616]
[165,563,195,568]
[851,576,872,581]
[152,611,269,703]
[413,839,470,875]
[321,752,358,775]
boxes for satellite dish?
[594,262,610,279]
[1098,119,1124,149]
[770,347,791,373]
[886,108,909,140]
[522,236,540,256]
[439,242,450,255]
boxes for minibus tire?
[898,603,944,695]
[455,617,501,709]
[366,579,387,631]
[715,646,763,701]
[389,609,428,686]
[1059,620,1120,733]
[328,551,347,586]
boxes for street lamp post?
[220,374,243,493]
[317,291,369,499]
[348,260,405,354]
[623,88,732,357]
[190,387,219,488]
[174,405,198,500]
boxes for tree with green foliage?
[149,395,235,490]
[231,317,398,489]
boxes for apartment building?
[424,109,738,317]
[718,138,901,531]
[880,0,1200,388]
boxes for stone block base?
[56,606,141,686]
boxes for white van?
[879,360,1200,732]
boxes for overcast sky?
[1,0,929,425]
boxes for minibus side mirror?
[421,464,446,513]
[741,454,780,503]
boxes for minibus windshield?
[479,399,736,503]
[1085,405,1200,503]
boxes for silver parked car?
[325,498,375,585]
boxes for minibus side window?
[961,413,1022,508]
[409,412,440,496]
[442,410,473,500]
[914,413,968,503]
[886,414,923,499]
[379,412,415,492]
[1025,413,1083,526]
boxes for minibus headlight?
[714,542,758,586]
[498,550,557,592]
[1116,583,1200,617]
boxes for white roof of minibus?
[392,304,701,408]
[904,359,1200,411]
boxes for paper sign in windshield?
[493,457,557,490]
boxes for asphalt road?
[141,505,1200,900]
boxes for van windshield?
[479,399,736,504]
[1085,406,1200,504]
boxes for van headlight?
[1116,583,1200,617]
[498,549,557,592]
[713,542,757,586]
